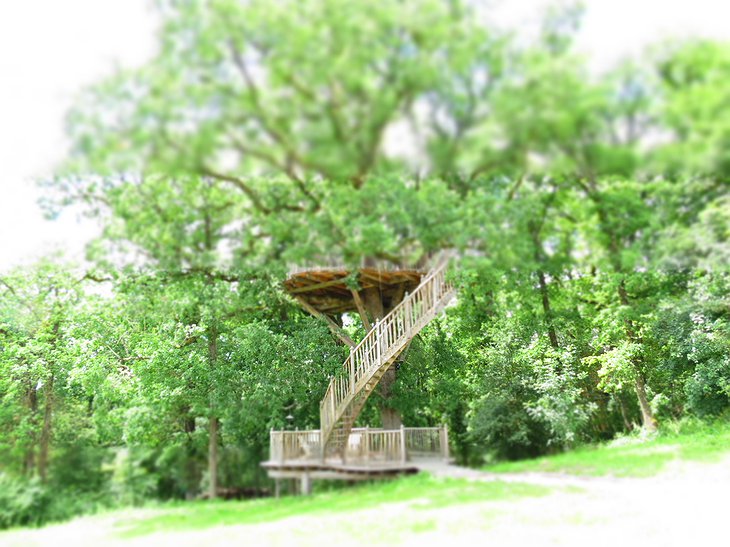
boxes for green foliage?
[484,417,730,477]
[2,0,730,531]
[0,474,50,529]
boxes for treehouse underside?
[284,267,424,316]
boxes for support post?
[275,479,281,499]
[400,424,407,465]
[441,424,450,462]
[404,293,411,334]
[300,472,312,496]
[432,273,439,310]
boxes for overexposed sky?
[0,0,728,271]
[0,0,156,271]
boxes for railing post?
[404,293,411,333]
[364,426,370,464]
[400,424,407,465]
[330,391,335,436]
[376,319,382,365]
[350,347,355,394]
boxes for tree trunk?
[617,280,657,432]
[207,321,219,499]
[24,381,38,475]
[537,269,559,350]
[208,415,219,498]
[616,393,634,432]
[183,411,199,499]
[529,213,559,352]
[378,368,402,429]
[634,376,657,432]
[38,374,54,482]
[361,286,402,428]
[581,185,657,432]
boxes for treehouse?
[262,258,456,494]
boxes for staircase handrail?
[319,259,454,444]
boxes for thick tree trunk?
[378,368,402,429]
[361,286,402,428]
[634,376,657,432]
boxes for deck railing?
[319,260,454,451]
[268,426,449,466]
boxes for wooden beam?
[288,277,348,294]
[350,289,372,331]
[294,296,356,348]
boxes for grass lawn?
[484,418,730,477]
[118,474,550,538]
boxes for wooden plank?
[288,278,345,293]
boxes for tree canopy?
[2,0,729,527]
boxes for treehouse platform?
[262,426,450,494]
[284,266,425,316]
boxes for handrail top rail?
[341,259,451,361]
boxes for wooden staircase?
[319,260,455,461]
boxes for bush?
[0,474,50,529]
[0,472,114,530]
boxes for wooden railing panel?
[268,426,449,466]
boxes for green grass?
[484,419,730,477]
[117,474,550,538]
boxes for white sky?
[0,0,728,272]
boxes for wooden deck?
[263,426,449,492]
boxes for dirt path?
[2,457,728,546]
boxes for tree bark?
[617,279,657,432]
[634,375,657,432]
[207,319,220,499]
[361,286,402,428]
[203,209,221,499]
[38,374,54,482]
[587,192,657,432]
[616,393,634,432]
[537,269,559,350]
[24,381,38,475]
[208,415,219,498]
[377,368,402,429]
[528,208,559,352]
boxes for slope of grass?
[484,419,730,477]
[118,474,549,538]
